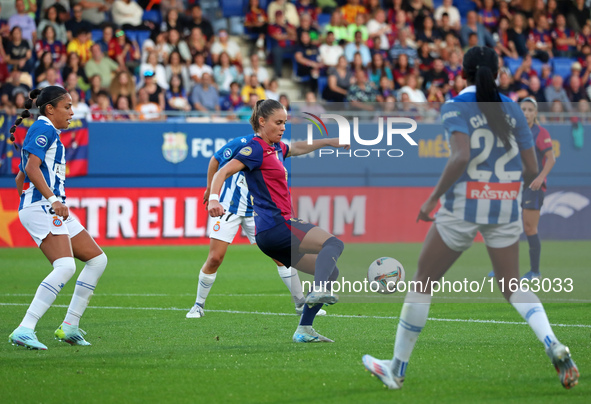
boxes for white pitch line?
[1,302,590,328]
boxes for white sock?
[277,266,305,305]
[64,253,107,326]
[21,257,77,330]
[391,291,432,378]
[510,290,557,348]
[196,270,217,307]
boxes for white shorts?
[19,204,85,246]
[208,211,256,244]
[435,209,523,252]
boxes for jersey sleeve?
[441,101,469,138]
[280,141,289,159]
[234,141,263,171]
[536,126,553,154]
[22,125,56,162]
[511,104,535,151]
[214,136,250,164]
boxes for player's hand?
[208,200,224,217]
[529,176,544,191]
[417,196,437,222]
[203,188,210,205]
[51,201,69,220]
[327,137,350,150]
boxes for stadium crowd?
[0,0,590,121]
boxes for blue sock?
[299,303,323,326]
[314,237,344,288]
[527,234,541,274]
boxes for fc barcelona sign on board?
[162,132,188,164]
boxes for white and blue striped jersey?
[214,134,255,217]
[439,86,534,224]
[19,116,66,210]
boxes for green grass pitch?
[1,242,589,404]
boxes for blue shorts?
[255,218,315,268]
[522,188,545,210]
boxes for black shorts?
[255,218,315,268]
[522,188,545,210]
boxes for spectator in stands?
[577,98,590,119]
[370,36,390,62]
[416,42,434,75]
[347,69,382,109]
[35,51,61,86]
[426,82,445,103]
[434,0,460,31]
[165,74,191,111]
[213,51,242,95]
[540,63,553,87]
[67,28,93,65]
[162,8,186,36]
[497,68,518,100]
[345,30,372,67]
[351,52,365,74]
[268,10,297,78]
[110,70,137,109]
[136,87,164,120]
[317,0,338,14]
[190,72,220,112]
[211,29,242,66]
[398,74,426,103]
[37,5,67,44]
[301,90,326,115]
[113,30,141,73]
[220,81,244,112]
[404,0,430,21]
[437,13,458,43]
[265,78,280,101]
[241,74,266,103]
[422,58,448,91]
[416,15,441,54]
[294,31,322,87]
[141,69,166,111]
[268,0,300,27]
[243,53,270,89]
[318,31,344,68]
[340,0,367,25]
[142,31,169,64]
[389,28,418,68]
[75,0,110,29]
[9,0,36,43]
[513,54,537,90]
[113,95,137,120]
[245,0,268,53]
[549,99,565,121]
[279,93,291,111]
[65,3,93,42]
[392,53,416,88]
[346,13,369,43]
[478,0,499,31]
[567,0,590,33]
[41,0,70,22]
[236,92,259,121]
[96,25,119,60]
[85,74,103,105]
[528,13,554,61]
[0,69,31,108]
[463,32,479,53]
[446,73,465,100]
[85,44,119,88]
[35,25,67,69]
[5,27,34,73]
[38,67,63,88]
[69,88,91,120]
[322,55,353,102]
[138,50,168,90]
[566,75,589,102]
[166,51,190,92]
[190,51,213,85]
[576,24,591,53]
[460,11,495,48]
[525,75,547,106]
[552,14,577,58]
[189,5,214,44]
[165,28,192,64]
[324,10,348,42]
[112,0,144,30]
[62,52,88,91]
[495,16,518,59]
[443,50,461,82]
[295,0,318,22]
[297,13,321,47]
[391,8,414,39]
[187,27,210,63]
[367,9,392,51]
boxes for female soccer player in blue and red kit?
[208,99,348,343]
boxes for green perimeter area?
[0,242,589,403]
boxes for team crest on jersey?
[223,148,232,159]
[162,132,188,164]
[240,147,252,156]
[52,216,63,227]
[213,221,221,231]
[36,135,48,147]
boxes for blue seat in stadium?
[125,30,137,44]
[143,10,162,25]
[221,0,243,17]
[292,57,310,83]
[318,76,328,99]
[91,29,103,43]
[317,13,331,28]
[456,0,477,17]
[258,0,271,10]
[135,30,151,48]
[531,58,543,76]
[504,57,523,75]
[552,57,575,80]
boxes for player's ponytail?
[463,47,513,150]
[249,99,284,133]
[9,89,41,147]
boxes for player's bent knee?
[323,237,344,255]
[54,256,77,279]
[87,252,108,274]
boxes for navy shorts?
[255,218,315,268]
[522,188,545,210]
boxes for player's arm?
[208,159,246,217]
[529,148,555,191]
[24,154,69,219]
[417,131,470,222]
[520,146,539,190]
[203,156,220,205]
[15,170,24,196]
[287,137,350,157]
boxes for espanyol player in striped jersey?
[8,87,108,350]
[362,47,578,390]
[186,135,325,318]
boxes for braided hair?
[9,86,69,147]
[463,46,513,150]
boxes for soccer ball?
[367,257,406,294]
